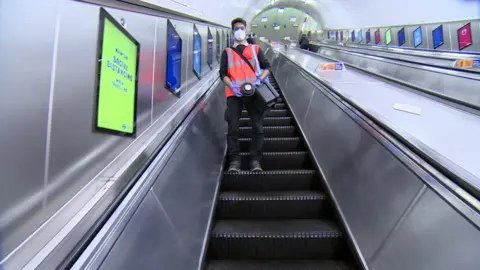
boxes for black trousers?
[226,96,264,162]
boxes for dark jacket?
[299,36,310,49]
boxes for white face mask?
[234,29,246,41]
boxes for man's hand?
[254,77,262,86]
[259,69,270,83]
[230,83,242,97]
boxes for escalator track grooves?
[204,75,358,269]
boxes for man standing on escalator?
[220,17,271,173]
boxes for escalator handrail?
[316,40,480,60]
[299,45,480,114]
[265,42,480,221]
[311,44,480,79]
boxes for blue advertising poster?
[366,30,371,44]
[413,26,423,47]
[351,30,355,42]
[398,27,406,46]
[216,30,221,63]
[328,31,330,39]
[193,24,202,79]
[473,60,480,68]
[165,20,182,97]
[358,30,362,42]
[207,27,213,69]
[432,25,444,49]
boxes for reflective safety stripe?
[251,45,262,76]
[230,61,244,68]
[227,47,257,71]
[231,77,256,85]
[226,48,233,68]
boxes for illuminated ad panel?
[457,23,472,50]
[94,8,140,136]
[165,19,183,97]
[385,28,392,45]
[366,29,371,44]
[358,30,362,42]
[413,26,422,47]
[207,27,213,68]
[340,31,343,41]
[432,25,444,49]
[375,29,380,45]
[351,30,355,42]
[193,24,202,79]
[398,27,406,46]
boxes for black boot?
[250,160,263,172]
[228,160,241,173]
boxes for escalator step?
[238,152,311,170]
[206,260,355,270]
[239,137,305,152]
[241,109,288,118]
[208,219,346,260]
[274,103,286,110]
[239,117,293,127]
[222,170,319,191]
[239,126,297,138]
[216,191,330,219]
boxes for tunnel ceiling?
[191,0,479,30]
[146,0,479,30]
[243,0,325,28]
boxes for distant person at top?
[299,33,310,50]
[246,33,256,44]
[219,17,271,173]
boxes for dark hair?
[231,17,247,30]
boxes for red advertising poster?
[375,29,380,45]
[340,31,344,41]
[457,23,472,50]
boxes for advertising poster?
[207,27,213,69]
[165,19,183,96]
[385,28,392,45]
[432,25,444,49]
[398,28,406,46]
[193,24,202,79]
[216,30,221,63]
[94,8,140,136]
[457,23,472,50]
[413,26,423,47]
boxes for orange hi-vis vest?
[225,44,261,98]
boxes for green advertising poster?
[385,28,392,45]
[95,8,140,136]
